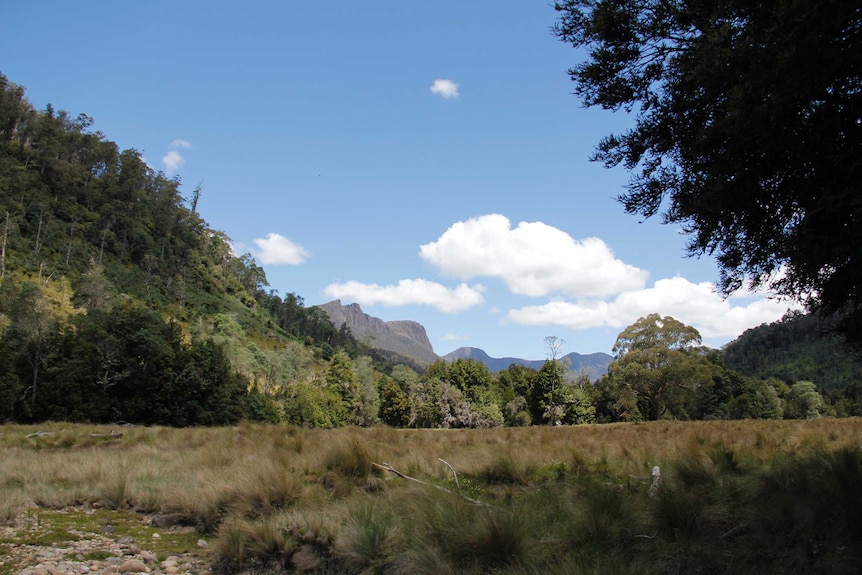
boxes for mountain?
[316,300,438,366]
[442,347,613,381]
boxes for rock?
[196,540,207,549]
[118,537,135,545]
[150,533,159,539]
[117,559,148,573]
[139,552,157,565]
[150,514,182,529]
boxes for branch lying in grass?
[372,460,494,508]
[89,431,124,439]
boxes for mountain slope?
[722,310,861,395]
[442,347,612,380]
[316,300,438,366]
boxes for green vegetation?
[1,70,859,429]
[1,421,861,574]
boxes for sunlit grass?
[2,419,861,573]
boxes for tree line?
[1,70,858,427]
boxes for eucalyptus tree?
[604,314,716,420]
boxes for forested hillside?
[722,311,862,409]
[0,72,353,424]
[2,72,859,428]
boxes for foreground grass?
[1,419,861,574]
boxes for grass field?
[2,419,861,574]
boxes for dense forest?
[1,72,860,427]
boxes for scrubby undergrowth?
[1,419,861,574]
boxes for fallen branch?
[372,461,493,507]
[89,431,124,439]
[26,431,53,439]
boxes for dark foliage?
[554,0,862,344]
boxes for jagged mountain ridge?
[316,300,438,366]
[316,301,613,378]
[442,347,612,381]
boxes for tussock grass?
[2,419,862,573]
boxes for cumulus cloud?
[420,214,648,298]
[252,233,310,265]
[506,276,796,340]
[161,140,192,174]
[162,150,185,173]
[323,279,484,313]
[430,78,460,99]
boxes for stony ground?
[0,507,212,575]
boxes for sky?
[0,1,798,360]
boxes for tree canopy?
[553,0,862,343]
[603,314,715,420]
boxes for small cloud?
[430,78,460,99]
[169,139,192,149]
[441,333,470,342]
[253,233,310,265]
[162,150,185,174]
[323,279,484,313]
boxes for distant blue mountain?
[441,347,612,381]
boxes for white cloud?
[161,140,192,174]
[441,333,470,342]
[506,276,797,341]
[430,78,460,99]
[252,233,310,265]
[162,150,185,173]
[420,214,648,298]
[323,279,484,313]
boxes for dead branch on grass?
[372,460,494,508]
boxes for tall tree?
[604,314,715,420]
[553,0,862,343]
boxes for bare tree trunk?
[99,224,110,265]
[33,211,44,254]
[65,220,76,265]
[1,211,9,278]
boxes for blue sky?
[0,1,796,360]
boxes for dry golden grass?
[2,419,860,512]
[2,419,861,574]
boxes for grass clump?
[333,498,399,572]
[478,452,535,485]
[323,439,374,480]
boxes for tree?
[543,336,565,424]
[604,314,715,420]
[783,381,825,420]
[553,0,862,343]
